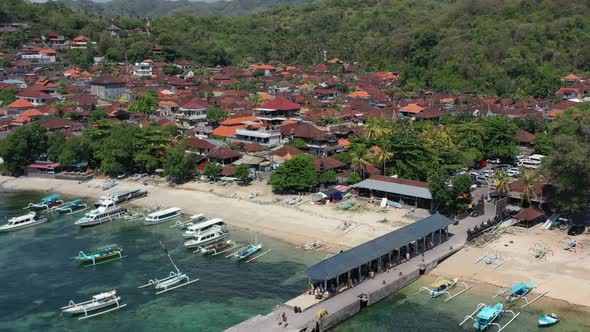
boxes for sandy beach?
[434,225,590,308]
[0,176,420,253]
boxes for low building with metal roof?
[352,175,433,209]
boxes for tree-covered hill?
[58,0,320,17]
[1,0,589,98]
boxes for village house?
[105,25,122,37]
[44,32,68,50]
[255,96,301,125]
[212,116,263,138]
[5,99,34,116]
[173,101,208,130]
[90,74,127,101]
[70,36,90,49]
[17,47,57,63]
[352,175,433,210]
[132,62,153,77]
[16,87,52,106]
[232,128,282,147]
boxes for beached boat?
[505,282,534,303]
[182,218,225,238]
[26,194,63,211]
[60,290,126,320]
[144,207,181,225]
[302,241,323,250]
[94,189,148,207]
[538,313,560,327]
[72,244,127,267]
[0,212,48,233]
[183,227,230,249]
[101,179,118,191]
[56,199,88,214]
[75,199,127,227]
[138,241,198,294]
[429,277,459,298]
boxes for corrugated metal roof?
[352,178,432,199]
[304,213,454,280]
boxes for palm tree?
[493,170,511,195]
[521,171,539,206]
[349,145,371,179]
[365,116,391,141]
[250,93,264,106]
[375,144,394,175]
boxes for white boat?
[170,214,206,229]
[60,290,126,320]
[0,212,48,232]
[184,226,230,249]
[75,199,127,227]
[144,207,181,225]
[138,241,198,294]
[182,218,225,238]
[94,189,148,207]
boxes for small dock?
[227,218,467,331]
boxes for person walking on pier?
[282,312,288,327]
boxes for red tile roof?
[186,137,216,150]
[7,99,34,109]
[515,129,535,143]
[271,145,306,157]
[513,207,544,221]
[314,157,346,171]
[259,96,301,111]
[207,148,242,160]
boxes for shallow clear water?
[2,191,589,332]
[0,191,322,332]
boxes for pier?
[227,213,471,331]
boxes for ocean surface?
[1,191,589,332]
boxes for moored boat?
[144,207,181,225]
[505,282,534,303]
[75,199,127,227]
[473,303,503,330]
[0,212,48,232]
[429,277,458,298]
[232,243,263,261]
[198,240,235,255]
[72,244,126,267]
[538,313,560,327]
[60,290,126,320]
[183,227,230,249]
[27,194,63,211]
[94,189,148,207]
[56,199,88,214]
[182,218,225,238]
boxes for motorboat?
[473,303,503,330]
[505,282,534,303]
[182,218,225,238]
[75,199,127,227]
[429,277,458,298]
[170,214,206,229]
[94,189,147,207]
[60,290,126,320]
[183,227,230,249]
[144,207,181,225]
[538,313,560,327]
[0,212,48,232]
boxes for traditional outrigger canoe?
[429,278,459,298]
[60,290,126,320]
[538,313,560,327]
[56,199,88,214]
[473,303,503,330]
[232,243,263,261]
[72,245,127,267]
[25,194,63,211]
[505,282,534,303]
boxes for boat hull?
[62,298,120,315]
[184,232,230,248]
[0,218,48,233]
[144,213,180,225]
[538,315,560,327]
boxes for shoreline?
[0,176,417,254]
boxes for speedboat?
[60,290,126,319]
[75,199,127,227]
[0,212,48,232]
[182,218,225,238]
[473,303,503,330]
[538,313,560,327]
[144,207,181,225]
[183,227,230,249]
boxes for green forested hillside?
[58,0,319,17]
[1,0,589,98]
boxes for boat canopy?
[93,290,116,300]
[432,279,450,288]
[67,199,82,204]
[510,282,533,292]
[148,207,181,217]
[186,218,223,231]
[477,304,502,320]
[42,194,61,201]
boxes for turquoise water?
[2,191,589,332]
[0,191,322,332]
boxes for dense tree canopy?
[2,0,588,97]
[269,154,318,192]
[0,124,48,175]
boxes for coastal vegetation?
[1,0,589,97]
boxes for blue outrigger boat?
[460,302,520,331]
[72,244,127,267]
[232,243,262,261]
[25,194,63,211]
[505,282,534,303]
[538,313,560,327]
[56,199,88,214]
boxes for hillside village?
[0,21,589,225]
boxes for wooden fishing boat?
[60,290,126,320]
[72,245,127,267]
[138,241,198,294]
[25,194,63,211]
[429,277,459,298]
[460,302,519,331]
[56,199,88,214]
[232,243,263,261]
[505,282,534,303]
[302,241,323,250]
[0,212,48,233]
[538,313,560,327]
[198,240,235,255]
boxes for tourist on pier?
[282,312,288,327]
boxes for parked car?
[487,158,501,164]
[506,169,520,177]
[472,161,484,170]
[475,176,488,184]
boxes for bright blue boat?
[538,313,560,327]
[27,194,63,211]
[56,199,88,214]
[506,282,534,303]
[232,243,262,261]
[473,303,503,330]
